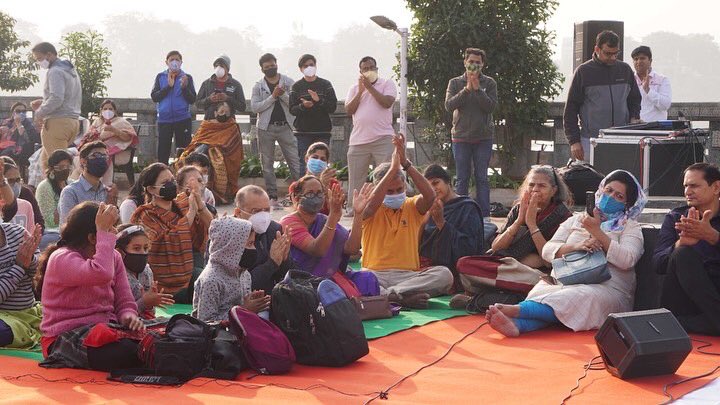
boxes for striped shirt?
[0,223,37,311]
[130,193,206,294]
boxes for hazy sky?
[4,0,718,56]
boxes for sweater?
[0,223,37,311]
[444,73,497,141]
[195,74,246,116]
[289,77,338,134]
[40,231,138,338]
[35,59,82,120]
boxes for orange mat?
[1,315,718,404]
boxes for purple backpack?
[228,306,295,375]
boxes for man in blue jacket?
[151,50,197,165]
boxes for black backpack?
[270,270,369,367]
[109,314,245,385]
[557,160,604,205]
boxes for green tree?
[406,0,563,170]
[59,30,112,117]
[0,12,38,92]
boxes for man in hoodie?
[195,54,246,119]
[151,50,197,165]
[251,53,301,208]
[192,216,271,323]
[289,54,338,163]
[30,42,82,172]
[564,30,642,161]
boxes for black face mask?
[216,114,229,122]
[123,252,148,275]
[263,67,278,77]
[239,248,258,269]
[158,180,177,201]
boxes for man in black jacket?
[564,30,641,161]
[289,54,337,162]
[195,54,246,119]
[234,185,296,294]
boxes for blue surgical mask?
[307,158,328,175]
[383,192,406,210]
[14,112,26,120]
[597,193,625,215]
[169,60,182,72]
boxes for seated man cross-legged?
[360,134,453,308]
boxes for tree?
[405,0,563,170]
[59,30,112,117]
[0,12,38,92]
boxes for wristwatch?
[401,160,412,171]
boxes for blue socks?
[512,301,559,334]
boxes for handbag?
[456,255,546,294]
[351,295,392,321]
[551,250,610,285]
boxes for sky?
[4,0,718,57]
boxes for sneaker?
[270,198,282,210]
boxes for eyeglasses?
[300,191,324,200]
[241,208,271,215]
[600,49,620,57]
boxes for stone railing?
[2,97,718,177]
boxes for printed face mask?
[299,194,324,215]
[169,60,182,72]
[306,158,328,175]
[383,192,407,210]
[597,193,625,215]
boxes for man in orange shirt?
[360,134,453,308]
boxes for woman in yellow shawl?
[178,101,244,203]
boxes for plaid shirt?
[131,193,206,294]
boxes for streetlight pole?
[370,16,408,136]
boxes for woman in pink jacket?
[36,201,144,371]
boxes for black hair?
[685,163,720,186]
[99,99,119,115]
[359,56,377,68]
[127,168,152,206]
[34,201,100,297]
[423,164,452,184]
[46,149,73,196]
[259,53,277,66]
[79,140,107,160]
[32,42,57,55]
[10,102,27,115]
[631,45,652,59]
[116,224,148,251]
[605,171,639,207]
[464,48,487,64]
[140,163,171,202]
[298,54,316,68]
[184,153,211,168]
[166,50,182,61]
[596,30,619,48]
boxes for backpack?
[109,314,244,385]
[557,160,605,205]
[271,270,369,367]
[228,305,295,375]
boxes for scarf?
[594,170,647,232]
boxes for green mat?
[0,297,469,362]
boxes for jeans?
[157,118,192,165]
[295,133,331,164]
[258,124,302,199]
[452,140,493,217]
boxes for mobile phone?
[213,89,222,94]
[586,191,595,216]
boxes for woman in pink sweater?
[36,201,145,371]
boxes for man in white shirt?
[632,46,672,122]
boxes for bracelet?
[325,224,336,231]
[530,228,542,236]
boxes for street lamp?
[371,15,408,137]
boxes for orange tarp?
[1,315,718,404]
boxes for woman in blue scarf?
[487,170,647,336]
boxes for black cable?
[691,338,720,356]
[363,320,489,404]
[559,355,604,404]
[659,366,720,405]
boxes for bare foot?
[400,292,431,309]
[494,304,521,318]
[488,308,520,337]
[485,305,498,322]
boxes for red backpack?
[228,306,295,375]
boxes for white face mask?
[38,59,50,69]
[101,110,115,120]
[248,211,272,234]
[215,66,226,78]
[202,174,209,185]
[303,66,317,78]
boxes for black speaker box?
[573,20,624,71]
[594,309,692,379]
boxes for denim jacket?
[251,74,295,131]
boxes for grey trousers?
[258,124,302,198]
[346,136,394,207]
[368,266,454,297]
